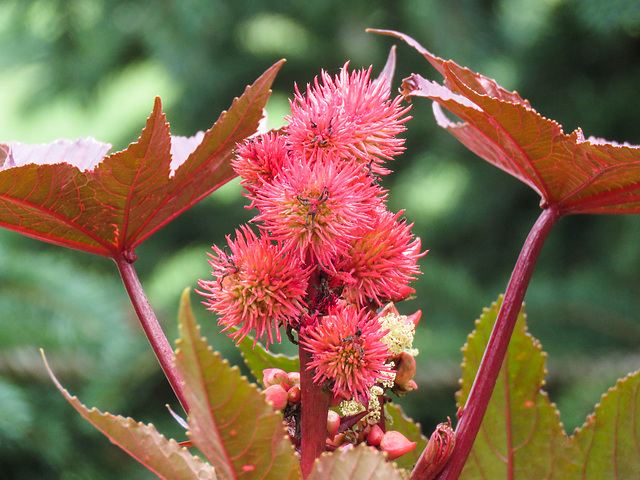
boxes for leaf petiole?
[430,204,563,480]
[114,252,188,413]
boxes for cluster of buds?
[263,364,418,461]
[198,63,424,462]
[262,368,301,411]
[260,303,422,461]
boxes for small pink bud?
[394,352,417,385]
[287,384,301,403]
[377,302,400,319]
[279,381,291,391]
[262,368,289,388]
[339,442,354,453]
[392,379,418,397]
[326,432,346,449]
[287,371,300,385]
[389,284,415,303]
[406,310,422,327]
[366,424,384,446]
[412,418,455,480]
[263,384,288,411]
[327,410,341,438]
[379,430,417,460]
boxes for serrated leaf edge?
[41,349,216,480]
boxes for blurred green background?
[1,0,640,478]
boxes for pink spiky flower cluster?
[301,303,392,402]
[198,63,423,405]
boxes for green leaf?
[42,350,216,480]
[456,296,640,479]
[457,296,565,479]
[308,444,404,480]
[174,288,301,480]
[235,333,299,386]
[552,370,640,479]
[385,403,428,472]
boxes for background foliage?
[1,0,640,477]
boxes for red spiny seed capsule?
[197,226,310,349]
[379,430,417,460]
[300,303,393,401]
[263,384,288,411]
[335,210,424,307]
[286,64,410,170]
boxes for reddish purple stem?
[426,204,563,480]
[299,344,330,478]
[114,253,189,413]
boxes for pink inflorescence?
[300,303,392,402]
[199,63,423,413]
[197,225,310,348]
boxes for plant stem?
[114,253,189,413]
[429,205,563,480]
[299,345,330,478]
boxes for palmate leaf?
[0,60,283,257]
[42,351,217,480]
[457,296,640,479]
[457,296,564,478]
[174,289,301,480]
[552,370,640,479]
[372,30,640,216]
[308,444,404,480]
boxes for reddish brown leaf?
[42,350,217,480]
[308,444,404,480]
[174,289,301,480]
[0,60,284,257]
[372,30,640,215]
